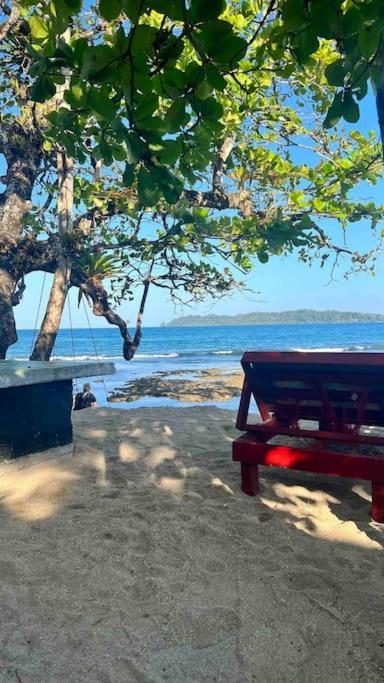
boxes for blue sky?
[9,87,384,329]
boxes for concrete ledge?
[0,360,115,389]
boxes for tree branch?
[212,136,235,192]
[0,1,20,42]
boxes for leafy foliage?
[0,0,384,357]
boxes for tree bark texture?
[30,28,74,362]
[30,151,74,360]
[29,257,71,360]
[0,269,17,358]
[0,123,43,357]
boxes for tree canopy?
[0,0,383,359]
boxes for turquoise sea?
[9,322,384,409]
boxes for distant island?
[164,309,384,327]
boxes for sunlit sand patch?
[210,477,234,496]
[119,442,139,463]
[0,464,78,521]
[151,475,185,496]
[146,446,176,469]
[75,447,107,487]
[352,483,371,502]
[85,428,107,438]
[261,482,382,550]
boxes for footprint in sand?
[283,569,335,591]
[258,511,273,523]
[101,489,121,500]
[132,530,155,554]
[332,555,354,570]
[170,607,240,649]
[102,529,131,543]
[65,502,87,510]
[131,577,160,602]
[202,558,226,574]
[0,559,18,582]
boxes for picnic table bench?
[232,352,384,522]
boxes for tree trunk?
[0,123,43,357]
[30,258,71,360]
[0,269,17,359]
[30,150,74,360]
[30,35,74,362]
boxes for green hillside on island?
[164,310,384,327]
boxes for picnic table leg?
[241,463,259,496]
[371,482,384,523]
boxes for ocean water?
[8,322,384,409]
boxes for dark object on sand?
[233,351,384,522]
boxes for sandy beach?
[0,406,384,682]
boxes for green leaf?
[123,163,135,187]
[157,35,184,65]
[138,166,160,206]
[196,80,213,100]
[64,82,84,106]
[99,0,121,21]
[31,75,56,102]
[87,87,115,119]
[151,165,183,204]
[98,138,114,165]
[308,0,337,38]
[121,0,144,21]
[358,28,380,59]
[258,252,269,264]
[164,98,186,131]
[130,25,157,57]
[194,96,223,120]
[148,0,184,20]
[61,0,82,11]
[206,66,227,91]
[158,138,182,164]
[80,45,116,81]
[198,21,247,65]
[125,132,143,163]
[29,15,50,41]
[323,92,343,129]
[340,7,361,36]
[162,68,185,96]
[189,0,225,23]
[72,38,88,65]
[325,59,345,87]
[281,0,307,29]
[293,30,319,62]
[135,93,158,121]
[113,144,127,161]
[313,198,326,212]
[342,91,360,123]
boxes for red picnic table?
[232,351,384,522]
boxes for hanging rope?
[67,289,78,392]
[30,271,47,355]
[82,298,110,407]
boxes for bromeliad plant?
[0,0,383,359]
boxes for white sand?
[0,406,383,682]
